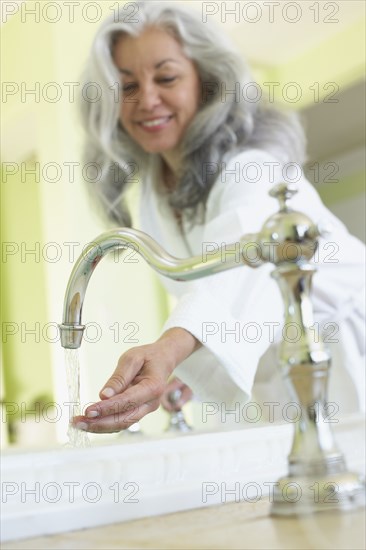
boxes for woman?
[73,1,365,433]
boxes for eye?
[122,82,137,92]
[158,77,176,84]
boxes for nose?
[137,82,162,112]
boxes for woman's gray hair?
[79,0,307,228]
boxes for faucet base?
[270,471,365,516]
[165,411,192,433]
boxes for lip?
[137,115,174,132]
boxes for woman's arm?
[72,328,200,433]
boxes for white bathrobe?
[139,149,365,418]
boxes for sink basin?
[1,414,364,542]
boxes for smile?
[139,116,173,128]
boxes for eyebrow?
[118,59,180,75]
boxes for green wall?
[1,158,53,408]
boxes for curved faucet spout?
[58,183,322,349]
[59,227,256,348]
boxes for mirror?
[1,0,365,449]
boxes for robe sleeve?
[161,150,286,405]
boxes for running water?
[64,349,90,447]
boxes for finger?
[72,399,160,433]
[99,351,145,399]
[86,377,165,419]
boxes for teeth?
[141,117,170,127]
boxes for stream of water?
[64,349,90,448]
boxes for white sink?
[1,414,364,542]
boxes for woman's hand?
[160,377,193,412]
[72,328,200,433]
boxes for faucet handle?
[168,389,183,409]
[259,182,324,265]
[166,388,192,433]
[269,183,298,212]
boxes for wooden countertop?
[3,498,365,550]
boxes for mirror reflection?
[1,0,365,450]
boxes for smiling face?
[112,27,201,169]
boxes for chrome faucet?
[165,389,192,433]
[59,183,365,515]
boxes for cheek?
[120,105,131,129]
[176,87,200,119]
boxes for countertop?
[3,498,365,550]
